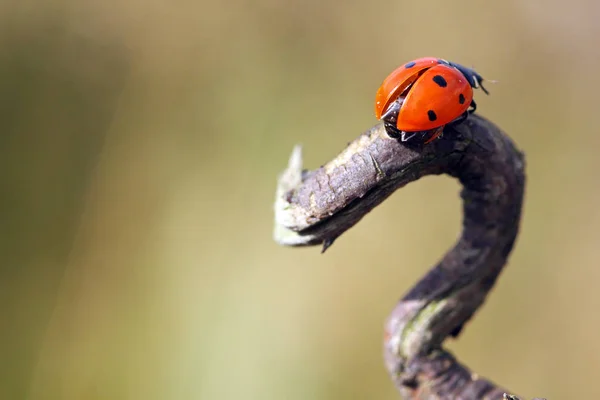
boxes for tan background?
[2,0,599,399]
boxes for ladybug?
[374,57,489,144]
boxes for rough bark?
[273,114,544,400]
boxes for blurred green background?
[2,0,600,399]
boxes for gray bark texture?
[273,114,545,400]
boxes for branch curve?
[273,115,536,399]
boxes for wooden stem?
[273,115,542,399]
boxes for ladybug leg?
[452,111,469,125]
[423,126,444,144]
[451,98,477,126]
[468,99,477,114]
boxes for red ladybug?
[374,57,489,143]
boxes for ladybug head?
[443,60,489,95]
[462,67,489,95]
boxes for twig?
[273,115,544,399]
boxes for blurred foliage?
[1,0,600,399]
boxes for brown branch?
[273,114,546,399]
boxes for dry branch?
[273,115,545,399]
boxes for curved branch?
[272,115,538,399]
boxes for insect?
[374,57,490,144]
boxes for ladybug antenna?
[479,79,498,96]
[479,82,490,95]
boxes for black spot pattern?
[427,110,437,121]
[459,94,466,104]
[405,61,416,68]
[432,75,447,87]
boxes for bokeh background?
[2,0,600,399]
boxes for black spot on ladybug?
[459,93,466,104]
[405,61,416,68]
[432,75,447,87]
[427,110,437,121]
